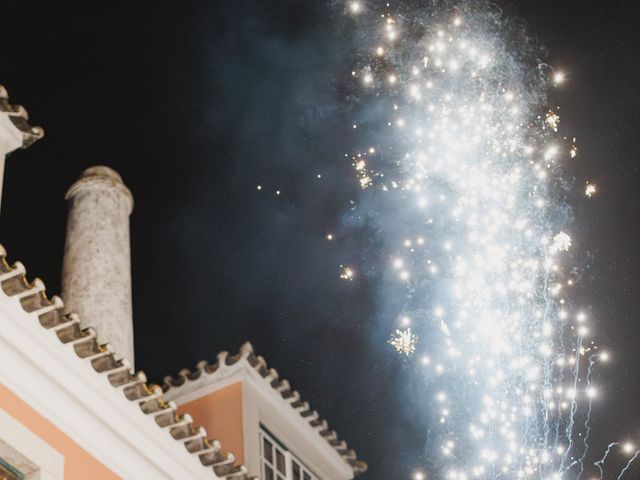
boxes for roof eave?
[163,342,368,477]
[0,244,255,480]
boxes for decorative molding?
[0,85,44,150]
[0,85,44,212]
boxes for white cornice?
[0,113,23,156]
[0,288,216,480]
[164,355,356,479]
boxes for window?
[260,430,286,480]
[0,439,39,480]
[259,428,319,480]
[291,458,315,480]
[0,410,55,480]
[0,458,23,480]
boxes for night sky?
[1,1,639,478]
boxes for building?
[0,86,367,480]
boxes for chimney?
[61,166,135,364]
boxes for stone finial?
[61,166,135,365]
[0,85,44,211]
[0,85,44,149]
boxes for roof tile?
[163,343,368,476]
[0,244,256,480]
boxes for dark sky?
[1,1,639,478]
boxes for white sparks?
[340,4,616,479]
[349,1,362,14]
[550,231,572,254]
[545,110,560,131]
[339,266,355,281]
[388,328,419,356]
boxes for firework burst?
[389,328,419,355]
[335,1,634,478]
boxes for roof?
[0,86,44,148]
[0,244,256,480]
[163,343,368,477]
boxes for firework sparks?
[552,71,567,86]
[339,265,355,281]
[585,182,597,197]
[549,232,571,253]
[349,1,362,14]
[570,144,578,158]
[546,110,560,131]
[550,231,572,253]
[388,328,418,356]
[337,1,630,478]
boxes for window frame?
[0,408,61,480]
[0,457,25,480]
[0,439,39,480]
[259,427,319,480]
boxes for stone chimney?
[61,166,135,364]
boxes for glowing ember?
[550,231,572,253]
[339,266,355,281]
[545,110,560,131]
[388,328,418,356]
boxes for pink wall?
[178,382,245,464]
[0,383,119,480]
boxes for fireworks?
[337,1,631,478]
[554,71,567,85]
[349,1,362,14]
[388,328,419,355]
[545,110,561,131]
[550,231,572,253]
[570,144,578,158]
[585,182,597,197]
[339,265,355,281]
